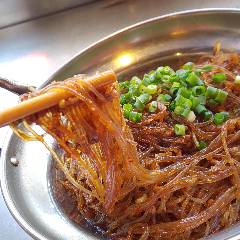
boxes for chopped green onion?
[138,93,151,104]
[186,72,203,86]
[214,89,228,104]
[169,101,176,111]
[142,73,156,86]
[186,111,196,122]
[139,84,146,93]
[148,101,158,112]
[145,84,158,94]
[156,66,164,79]
[191,96,200,108]
[120,93,131,105]
[174,106,190,118]
[212,73,226,84]
[192,86,206,96]
[169,74,179,82]
[235,75,240,85]
[204,111,213,121]
[213,112,229,125]
[134,98,145,111]
[198,95,207,105]
[177,87,191,98]
[201,64,214,72]
[175,95,192,109]
[191,95,206,108]
[170,82,181,95]
[123,103,133,111]
[182,62,195,70]
[157,94,172,103]
[162,66,175,75]
[195,104,207,114]
[174,106,184,115]
[119,81,130,91]
[206,86,218,98]
[172,82,181,88]
[130,76,141,85]
[161,75,171,82]
[134,93,151,111]
[198,140,207,150]
[129,111,142,122]
[176,69,189,80]
[128,84,140,96]
[174,124,186,136]
[122,104,133,118]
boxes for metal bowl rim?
[1,7,240,240]
[42,7,240,88]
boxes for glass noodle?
[11,45,240,239]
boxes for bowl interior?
[2,9,240,240]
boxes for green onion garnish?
[130,76,141,85]
[212,73,226,84]
[186,111,196,122]
[120,93,131,105]
[119,81,130,91]
[156,66,164,79]
[192,86,206,96]
[122,104,133,118]
[182,62,195,71]
[128,84,140,96]
[177,87,191,98]
[138,93,151,104]
[206,86,218,98]
[213,112,229,125]
[191,95,206,108]
[134,98,145,111]
[120,62,231,125]
[169,74,178,83]
[157,94,172,103]
[143,73,156,86]
[175,95,192,109]
[161,75,171,83]
[148,101,158,112]
[170,82,181,95]
[176,69,189,80]
[145,84,158,94]
[139,84,146,93]
[129,111,142,122]
[174,106,190,118]
[204,111,213,121]
[162,66,175,75]
[186,72,203,86]
[195,104,207,114]
[174,124,186,136]
[214,89,228,104]
[169,101,176,111]
[134,93,152,111]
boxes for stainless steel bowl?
[2,8,240,240]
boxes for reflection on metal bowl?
[2,9,240,240]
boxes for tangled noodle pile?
[11,45,240,239]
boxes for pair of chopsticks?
[0,71,116,128]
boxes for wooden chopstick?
[0,70,117,128]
